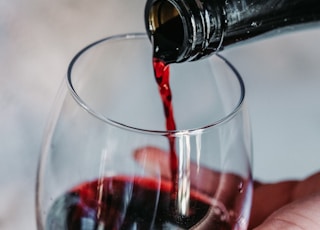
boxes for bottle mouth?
[146,0,186,63]
[145,0,227,63]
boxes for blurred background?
[1,0,320,229]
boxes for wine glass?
[36,33,253,229]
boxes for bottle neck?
[145,0,320,63]
[222,0,320,48]
[145,0,225,63]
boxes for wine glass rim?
[67,32,246,135]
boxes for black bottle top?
[145,0,320,63]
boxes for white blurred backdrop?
[0,0,320,229]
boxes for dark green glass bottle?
[145,0,320,63]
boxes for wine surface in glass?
[46,176,247,229]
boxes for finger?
[134,146,250,200]
[253,193,320,229]
[134,146,172,179]
[133,146,220,194]
[250,171,320,228]
[249,180,297,228]
[292,171,320,200]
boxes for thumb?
[253,193,320,230]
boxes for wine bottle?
[145,0,320,63]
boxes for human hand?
[252,171,320,229]
[134,146,320,229]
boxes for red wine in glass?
[46,176,238,229]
